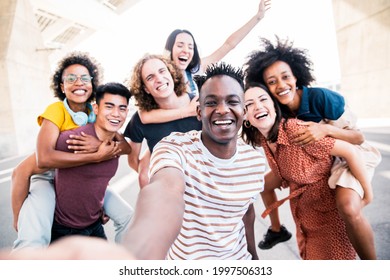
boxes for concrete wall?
[332,0,390,119]
[0,0,53,159]
[1,0,389,160]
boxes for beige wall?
[332,0,390,119]
[0,0,53,159]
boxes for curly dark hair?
[126,54,186,112]
[244,36,315,88]
[195,62,244,93]
[241,82,283,148]
[50,51,103,102]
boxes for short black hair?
[195,62,244,92]
[96,82,131,105]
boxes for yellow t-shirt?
[37,101,79,131]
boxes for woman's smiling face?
[244,86,277,137]
[171,32,194,71]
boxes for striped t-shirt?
[150,130,266,260]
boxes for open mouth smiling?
[213,119,233,125]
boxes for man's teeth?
[214,120,232,125]
[157,84,168,91]
[109,120,120,124]
[278,89,290,96]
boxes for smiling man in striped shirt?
[124,62,266,260]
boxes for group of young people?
[2,0,382,260]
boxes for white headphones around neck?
[63,98,96,126]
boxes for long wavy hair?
[126,54,186,112]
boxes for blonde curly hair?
[126,54,186,111]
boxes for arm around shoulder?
[138,109,183,124]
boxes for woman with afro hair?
[244,37,381,259]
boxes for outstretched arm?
[331,140,373,206]
[199,0,271,74]
[1,236,134,260]
[123,167,185,259]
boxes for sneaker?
[258,225,292,250]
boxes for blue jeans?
[51,219,107,243]
[13,171,56,250]
[13,171,133,251]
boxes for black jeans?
[51,219,107,243]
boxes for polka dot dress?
[261,119,356,260]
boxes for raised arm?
[123,167,185,259]
[199,0,271,74]
[11,153,48,231]
[36,119,120,169]
[331,140,373,205]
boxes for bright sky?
[75,0,340,86]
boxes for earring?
[244,120,251,128]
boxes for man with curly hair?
[123,54,202,187]
[123,62,266,260]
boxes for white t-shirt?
[150,130,266,259]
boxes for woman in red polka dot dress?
[241,84,373,259]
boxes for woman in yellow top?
[11,51,133,250]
